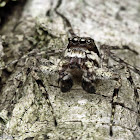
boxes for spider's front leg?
[58,60,73,92]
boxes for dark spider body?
[59,36,102,93]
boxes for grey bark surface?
[0,0,140,140]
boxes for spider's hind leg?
[125,65,140,114]
[100,44,139,56]
[109,45,139,55]
[95,68,122,136]
[109,54,140,114]
[31,68,58,126]
[109,75,122,136]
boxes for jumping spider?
[58,36,120,93]
[58,35,140,136]
[59,36,100,93]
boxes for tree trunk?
[0,0,140,140]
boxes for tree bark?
[0,0,140,140]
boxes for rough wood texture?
[0,0,140,139]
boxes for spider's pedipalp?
[61,76,73,92]
[82,78,96,93]
[81,70,96,93]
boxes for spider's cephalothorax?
[58,36,101,93]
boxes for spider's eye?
[72,37,79,43]
[80,38,86,44]
[87,39,92,44]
